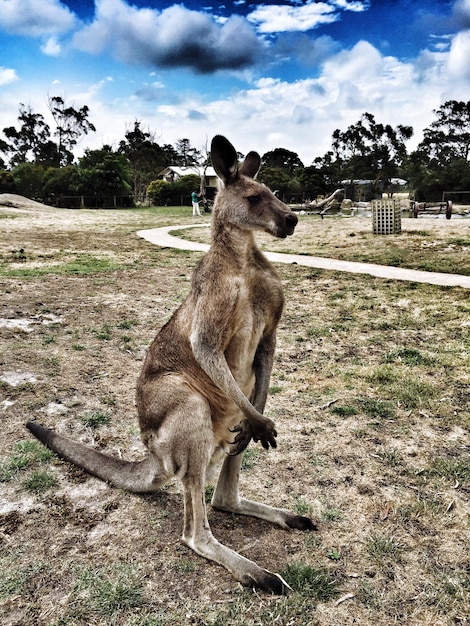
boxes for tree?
[406,101,470,200]
[261,148,304,174]
[48,96,96,166]
[76,147,132,199]
[1,98,96,167]
[11,163,45,198]
[147,179,172,206]
[148,174,201,206]
[312,151,342,188]
[404,147,470,202]
[118,121,171,197]
[42,166,81,203]
[174,139,202,166]
[297,166,328,199]
[170,174,201,205]
[0,170,16,192]
[35,140,62,167]
[161,143,179,164]
[258,149,304,199]
[418,100,470,163]
[173,174,201,198]
[331,112,413,193]
[0,138,9,169]
[2,104,51,166]
[257,167,293,197]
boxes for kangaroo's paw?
[229,420,252,455]
[252,416,278,450]
[230,417,277,455]
[243,569,292,595]
[285,513,318,531]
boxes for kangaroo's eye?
[247,195,261,206]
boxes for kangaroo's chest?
[225,268,284,382]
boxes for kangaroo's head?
[211,135,298,239]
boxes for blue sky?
[1,0,470,164]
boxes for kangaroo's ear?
[211,135,239,184]
[239,151,261,179]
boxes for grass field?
[175,214,470,276]
[1,202,469,625]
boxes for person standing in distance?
[191,191,201,217]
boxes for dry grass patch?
[0,203,469,625]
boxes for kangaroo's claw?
[229,421,252,455]
[229,418,277,455]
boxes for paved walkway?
[137,224,470,289]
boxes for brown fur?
[26,135,316,594]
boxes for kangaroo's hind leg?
[171,393,288,593]
[181,466,288,594]
[211,451,317,531]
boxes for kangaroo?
[26,135,316,594]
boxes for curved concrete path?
[137,224,470,289]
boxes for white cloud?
[0,0,75,37]
[331,0,370,11]
[322,40,383,82]
[41,36,62,56]
[72,0,263,73]
[246,0,369,34]
[452,0,470,28]
[2,2,470,169]
[274,33,340,66]
[124,39,453,163]
[135,81,166,102]
[447,30,470,80]
[0,67,18,85]
[86,76,114,96]
[414,48,448,84]
[247,1,338,33]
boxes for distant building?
[158,166,218,199]
[340,178,407,202]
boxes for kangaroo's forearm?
[191,342,268,426]
[210,359,266,425]
[251,337,276,413]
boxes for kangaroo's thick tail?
[26,421,163,493]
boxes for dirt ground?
[0,196,469,625]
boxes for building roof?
[159,165,217,178]
[340,178,408,186]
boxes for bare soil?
[0,197,469,626]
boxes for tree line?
[1,97,470,206]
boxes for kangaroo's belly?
[225,309,262,388]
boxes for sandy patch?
[0,371,38,386]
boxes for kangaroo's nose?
[286,213,298,229]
